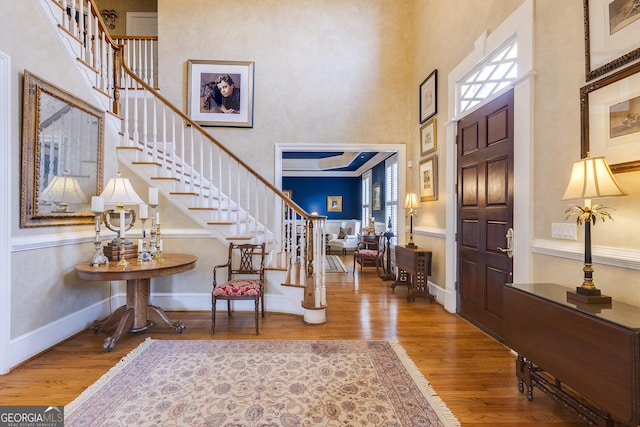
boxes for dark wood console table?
[504,283,640,426]
[391,245,433,302]
[75,254,197,351]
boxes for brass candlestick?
[154,222,163,261]
[117,235,128,267]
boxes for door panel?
[457,90,514,340]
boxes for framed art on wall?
[327,196,343,212]
[419,156,438,202]
[372,183,382,210]
[420,118,437,156]
[186,59,254,127]
[419,69,437,123]
[580,60,640,173]
[584,0,640,81]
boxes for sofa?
[326,220,361,255]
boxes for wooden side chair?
[353,234,384,275]
[211,243,266,335]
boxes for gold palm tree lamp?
[404,193,420,248]
[562,155,627,304]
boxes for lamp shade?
[562,156,627,200]
[100,172,144,205]
[403,193,420,209]
[41,174,88,204]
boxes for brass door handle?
[498,228,514,259]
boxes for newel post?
[112,45,122,115]
[301,215,327,324]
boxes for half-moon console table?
[504,282,640,426]
[75,254,197,351]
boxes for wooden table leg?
[127,278,152,332]
[95,277,185,351]
[148,305,185,332]
[93,305,127,333]
[102,308,134,352]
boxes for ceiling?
[281,151,393,177]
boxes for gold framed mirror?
[20,70,104,227]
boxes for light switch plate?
[552,223,577,240]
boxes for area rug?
[325,254,347,273]
[66,339,460,426]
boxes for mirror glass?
[21,70,104,227]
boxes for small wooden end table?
[74,253,197,351]
[392,245,433,302]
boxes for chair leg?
[261,294,265,318]
[211,296,216,335]
[255,297,259,335]
[227,300,232,317]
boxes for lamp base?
[405,243,417,248]
[567,288,612,304]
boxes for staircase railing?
[112,35,158,89]
[48,0,327,314]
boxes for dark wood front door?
[457,90,514,340]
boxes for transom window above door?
[459,38,517,114]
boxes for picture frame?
[420,118,437,156]
[327,196,342,212]
[580,60,640,173]
[584,0,640,81]
[419,156,438,202]
[186,59,254,127]
[372,183,382,210]
[419,69,437,123]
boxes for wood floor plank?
[0,257,585,425]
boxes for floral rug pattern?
[66,339,460,426]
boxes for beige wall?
[157,0,414,181]
[5,0,640,361]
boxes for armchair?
[211,243,265,335]
[327,220,361,255]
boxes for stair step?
[281,283,306,288]
[116,145,142,152]
[170,191,198,196]
[226,236,252,240]
[132,161,161,166]
[208,221,234,225]
[151,177,179,181]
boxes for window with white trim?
[459,38,517,114]
[384,154,398,245]
[361,171,372,225]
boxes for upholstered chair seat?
[212,280,261,297]
[353,234,384,275]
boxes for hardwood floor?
[0,256,584,426]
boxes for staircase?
[35,0,328,324]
